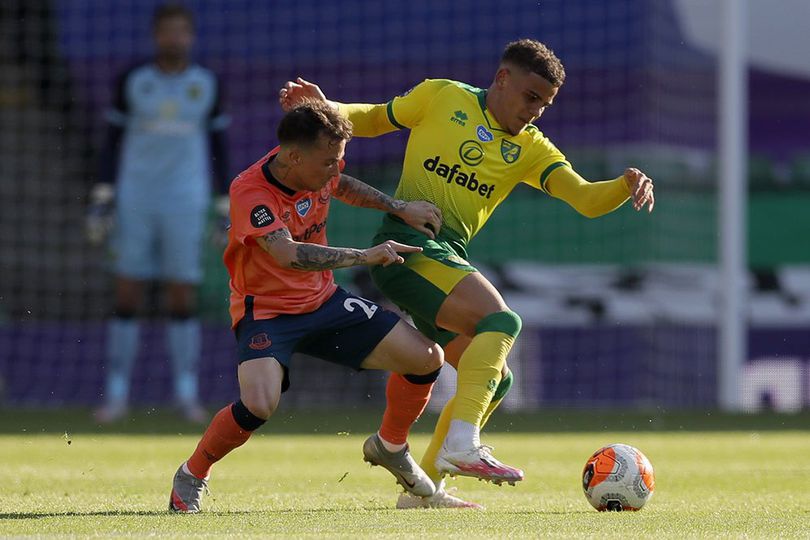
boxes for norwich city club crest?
[187,83,202,100]
[500,140,521,163]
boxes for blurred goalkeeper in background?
[280,38,655,509]
[86,3,230,424]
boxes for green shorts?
[369,214,477,346]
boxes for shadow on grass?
[0,510,251,519]
[0,507,415,519]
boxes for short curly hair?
[277,100,353,147]
[501,39,565,86]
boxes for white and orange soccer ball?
[581,443,655,511]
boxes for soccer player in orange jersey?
[169,101,446,513]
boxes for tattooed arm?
[334,174,406,213]
[334,174,443,238]
[255,226,420,270]
[255,227,365,270]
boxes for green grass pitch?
[1,410,809,538]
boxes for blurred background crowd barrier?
[1,0,808,412]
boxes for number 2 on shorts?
[343,297,378,319]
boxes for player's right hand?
[394,200,442,239]
[85,183,115,246]
[363,240,422,267]
[279,77,331,112]
[623,168,655,213]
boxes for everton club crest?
[296,197,312,217]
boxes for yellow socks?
[420,395,455,482]
[452,311,521,426]
[481,370,513,428]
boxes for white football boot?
[396,479,484,509]
[435,443,524,485]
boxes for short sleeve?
[229,185,285,245]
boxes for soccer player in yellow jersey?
[280,39,655,509]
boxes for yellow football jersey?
[339,79,571,243]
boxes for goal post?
[718,0,748,411]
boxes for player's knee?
[231,399,267,432]
[391,338,444,376]
[427,343,444,370]
[491,369,514,402]
[411,342,444,375]
[240,396,277,420]
[476,310,522,338]
[239,386,280,420]
[404,364,442,385]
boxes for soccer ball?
[581,443,655,511]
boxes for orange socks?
[186,371,438,480]
[379,371,438,445]
[186,403,255,479]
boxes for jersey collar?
[475,89,509,134]
[261,156,298,197]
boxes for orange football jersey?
[224,146,344,327]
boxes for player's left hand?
[395,200,442,239]
[279,77,332,112]
[623,168,655,213]
[364,240,422,267]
